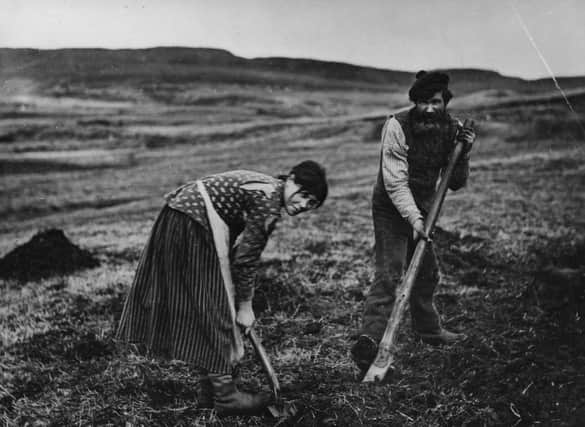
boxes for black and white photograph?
[1,0,584,425]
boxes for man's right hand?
[412,219,430,241]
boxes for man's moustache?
[414,111,443,121]
[411,113,447,135]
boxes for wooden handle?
[362,240,428,382]
[362,137,467,383]
[246,328,280,398]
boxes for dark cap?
[408,70,452,103]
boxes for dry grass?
[1,80,584,426]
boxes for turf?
[1,70,584,426]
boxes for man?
[351,70,476,373]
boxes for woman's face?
[283,176,320,216]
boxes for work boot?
[350,335,378,373]
[232,364,241,386]
[417,328,467,346]
[197,374,214,409]
[208,373,272,416]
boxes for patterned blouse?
[164,170,284,303]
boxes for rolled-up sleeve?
[381,118,423,226]
[449,152,470,191]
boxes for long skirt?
[116,206,234,374]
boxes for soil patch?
[0,229,100,282]
[433,226,493,271]
[253,259,311,314]
[530,236,585,318]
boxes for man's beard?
[411,108,448,137]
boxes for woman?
[117,160,328,416]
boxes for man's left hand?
[458,120,476,155]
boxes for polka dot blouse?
[165,170,285,302]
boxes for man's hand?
[458,119,476,155]
[412,218,430,241]
[236,301,255,332]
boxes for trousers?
[360,188,442,340]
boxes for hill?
[2,47,584,94]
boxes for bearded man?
[351,70,477,373]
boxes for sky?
[1,0,584,80]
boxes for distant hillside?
[1,47,584,94]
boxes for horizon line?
[2,44,583,82]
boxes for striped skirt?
[116,205,234,374]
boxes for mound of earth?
[0,229,100,282]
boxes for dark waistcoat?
[375,109,458,214]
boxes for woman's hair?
[280,160,328,207]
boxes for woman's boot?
[208,373,272,416]
[197,374,214,409]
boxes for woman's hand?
[236,300,255,332]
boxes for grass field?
[1,62,584,426]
